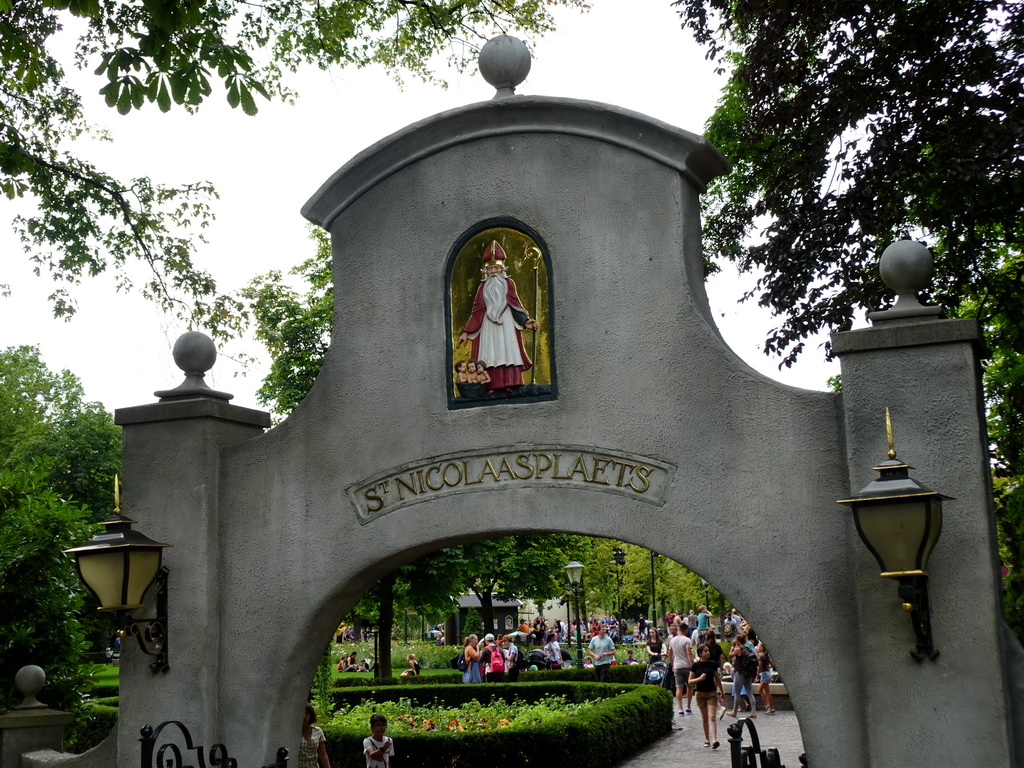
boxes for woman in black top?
[688,644,724,749]
[645,627,663,662]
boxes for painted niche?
[447,224,556,408]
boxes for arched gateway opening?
[109,41,1012,768]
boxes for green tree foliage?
[461,607,483,638]
[241,228,333,417]
[2,0,586,324]
[310,642,335,717]
[576,542,725,625]
[674,0,1024,635]
[0,346,121,517]
[675,0,1023,358]
[464,534,583,635]
[0,464,99,715]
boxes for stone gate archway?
[108,43,1016,768]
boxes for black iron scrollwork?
[141,722,284,768]
[122,566,170,673]
[726,717,794,768]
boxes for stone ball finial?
[154,331,233,401]
[172,331,218,375]
[14,665,47,709]
[479,35,531,99]
[879,239,934,293]
[867,239,943,323]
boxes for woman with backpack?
[480,634,507,682]
[725,634,757,718]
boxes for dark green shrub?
[86,683,119,698]
[519,664,648,684]
[72,703,117,753]
[333,671,461,689]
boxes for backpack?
[456,653,468,672]
[509,645,525,670]
[740,646,758,679]
[489,647,505,673]
[723,622,733,637]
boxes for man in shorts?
[668,623,694,715]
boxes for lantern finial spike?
[114,475,121,517]
[885,407,897,460]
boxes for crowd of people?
[652,606,777,750]
[457,623,627,683]
[314,608,779,762]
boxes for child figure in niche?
[455,361,470,383]
[363,713,394,768]
[473,360,491,385]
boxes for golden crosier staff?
[527,246,542,384]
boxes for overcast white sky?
[0,0,843,413]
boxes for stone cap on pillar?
[867,240,944,323]
[0,666,74,729]
[154,332,233,401]
[115,332,271,428]
[834,239,986,357]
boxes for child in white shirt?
[362,714,394,768]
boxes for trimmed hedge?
[332,663,648,689]
[518,664,647,684]
[325,682,672,768]
[86,683,119,698]
[74,704,118,754]
[333,672,461,688]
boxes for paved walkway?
[615,710,805,768]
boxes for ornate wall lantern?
[838,410,949,661]
[65,478,172,673]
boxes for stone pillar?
[0,667,73,768]
[112,334,270,767]
[832,242,1013,766]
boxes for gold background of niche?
[450,227,552,388]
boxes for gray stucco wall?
[95,94,1015,768]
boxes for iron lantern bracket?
[120,566,169,673]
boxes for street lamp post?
[650,550,658,635]
[611,548,625,615]
[564,561,585,668]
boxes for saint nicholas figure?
[457,241,539,393]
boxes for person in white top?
[363,713,394,768]
[667,627,695,715]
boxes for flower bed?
[323,682,671,768]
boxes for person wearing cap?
[456,240,539,394]
[479,633,507,683]
[501,635,521,682]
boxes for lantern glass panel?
[919,499,943,571]
[855,500,932,575]
[126,549,162,607]
[77,548,160,611]
[78,550,131,610]
[564,561,584,585]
